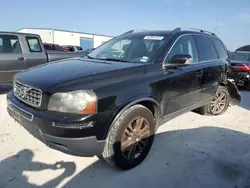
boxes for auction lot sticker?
[143,36,164,40]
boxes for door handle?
[196,70,203,77]
[17,57,24,61]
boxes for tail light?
[233,64,250,71]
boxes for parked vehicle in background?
[0,32,88,85]
[62,45,84,52]
[43,43,64,52]
[7,28,240,170]
[228,45,250,89]
[83,48,95,53]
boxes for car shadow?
[0,149,76,188]
[2,127,250,188]
[61,126,250,188]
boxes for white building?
[17,28,113,50]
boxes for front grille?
[13,81,42,108]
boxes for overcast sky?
[1,0,250,50]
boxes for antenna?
[172,27,181,34]
[119,30,134,36]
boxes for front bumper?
[7,92,106,157]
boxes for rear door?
[0,34,29,83]
[193,35,226,100]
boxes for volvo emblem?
[16,86,31,99]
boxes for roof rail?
[186,28,216,36]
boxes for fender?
[102,96,161,140]
[114,96,161,120]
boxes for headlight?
[48,90,97,114]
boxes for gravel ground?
[1,91,250,188]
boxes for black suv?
[7,28,240,170]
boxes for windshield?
[87,33,169,63]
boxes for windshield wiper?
[98,58,128,62]
[86,55,95,59]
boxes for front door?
[0,34,29,83]
[161,35,203,116]
[25,36,48,67]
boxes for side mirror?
[169,54,192,65]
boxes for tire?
[198,86,230,116]
[102,104,156,170]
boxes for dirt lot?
[1,91,250,188]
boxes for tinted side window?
[0,35,22,53]
[212,38,228,59]
[194,35,217,61]
[44,44,53,51]
[166,35,198,63]
[26,37,42,52]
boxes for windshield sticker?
[143,36,164,40]
[140,56,149,62]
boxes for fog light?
[247,75,250,78]
[52,121,93,129]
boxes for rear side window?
[0,35,22,53]
[212,38,228,59]
[26,37,42,52]
[44,44,53,51]
[194,35,217,61]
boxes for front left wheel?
[102,104,156,170]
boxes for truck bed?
[0,31,88,84]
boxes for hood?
[15,58,144,90]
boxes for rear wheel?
[198,86,230,115]
[102,104,156,170]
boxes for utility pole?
[214,22,219,35]
[214,24,217,34]
[52,29,54,44]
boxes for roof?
[118,29,217,40]
[236,45,250,52]
[17,28,114,38]
[129,28,216,36]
